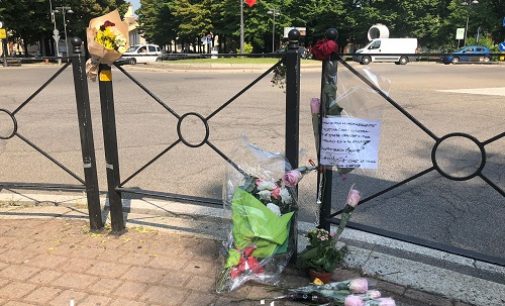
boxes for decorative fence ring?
[176,112,210,148]
[0,109,18,139]
[431,132,486,181]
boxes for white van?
[121,44,162,65]
[353,38,418,65]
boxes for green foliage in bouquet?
[297,228,346,273]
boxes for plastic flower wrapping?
[215,141,315,292]
[268,278,395,305]
[85,10,129,81]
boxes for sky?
[130,0,140,10]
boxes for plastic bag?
[216,141,315,293]
[312,61,390,173]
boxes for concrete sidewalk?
[0,201,481,306]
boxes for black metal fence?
[0,38,103,230]
[317,37,505,266]
[96,29,302,232]
[1,29,504,268]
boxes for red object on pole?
[245,0,256,7]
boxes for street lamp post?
[49,0,61,63]
[240,0,244,54]
[54,6,73,60]
[461,0,479,46]
[267,9,280,53]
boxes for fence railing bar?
[327,167,436,218]
[15,132,85,185]
[478,174,505,197]
[12,62,71,116]
[116,187,223,207]
[0,211,88,219]
[337,57,439,141]
[482,131,505,146]
[206,141,248,177]
[0,183,85,191]
[328,219,505,267]
[119,139,181,187]
[206,60,282,121]
[114,64,181,119]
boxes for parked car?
[119,44,162,65]
[441,46,490,64]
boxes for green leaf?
[225,248,241,268]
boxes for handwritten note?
[320,117,381,169]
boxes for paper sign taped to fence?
[320,117,381,169]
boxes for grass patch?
[162,57,281,65]
[159,57,320,66]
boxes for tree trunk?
[23,40,29,56]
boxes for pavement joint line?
[0,192,504,305]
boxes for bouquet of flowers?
[296,228,345,280]
[278,278,396,306]
[216,144,316,292]
[297,185,360,283]
[85,10,129,81]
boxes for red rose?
[311,39,339,60]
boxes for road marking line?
[438,87,505,97]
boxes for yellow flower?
[94,22,127,53]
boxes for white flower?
[257,190,272,201]
[280,188,292,204]
[256,180,277,191]
[266,203,281,216]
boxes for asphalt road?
[0,61,504,262]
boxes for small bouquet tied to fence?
[297,185,361,283]
[216,142,316,292]
[86,10,129,81]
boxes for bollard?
[98,64,125,233]
[318,28,339,232]
[285,28,301,259]
[70,37,103,231]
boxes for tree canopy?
[0,0,128,55]
[135,0,504,52]
[1,0,504,54]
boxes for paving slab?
[0,214,476,306]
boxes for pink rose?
[310,98,320,114]
[344,295,364,306]
[377,298,396,306]
[346,188,361,207]
[271,186,281,199]
[282,170,302,187]
[349,278,368,293]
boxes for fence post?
[70,37,103,231]
[285,29,301,258]
[318,28,339,232]
[98,63,125,233]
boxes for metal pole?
[285,29,300,260]
[464,14,469,46]
[50,1,61,64]
[240,0,244,54]
[318,28,339,232]
[98,64,125,233]
[62,10,69,59]
[2,39,7,67]
[272,13,275,53]
[70,37,103,231]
